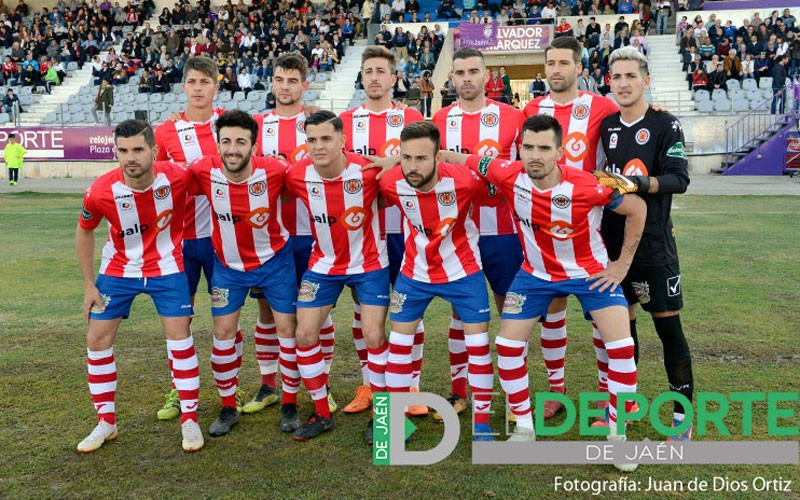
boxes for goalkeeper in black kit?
[594,46,694,442]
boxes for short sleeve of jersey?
[154,122,173,162]
[79,187,102,230]
[470,170,501,207]
[465,154,517,187]
[378,166,401,207]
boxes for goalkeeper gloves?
[593,170,651,194]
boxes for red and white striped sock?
[278,336,300,405]
[234,327,243,371]
[320,315,335,377]
[254,321,279,389]
[606,337,637,435]
[496,336,533,430]
[385,331,414,393]
[352,303,370,386]
[540,309,568,393]
[367,341,389,393]
[465,332,494,425]
[211,336,239,408]
[87,347,117,425]
[167,336,200,424]
[296,341,330,418]
[448,317,468,399]
[410,320,425,390]
[592,323,609,395]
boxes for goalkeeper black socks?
[630,318,640,365]
[653,314,694,415]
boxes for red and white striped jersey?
[79,162,188,278]
[254,109,312,237]
[523,92,618,172]
[284,152,387,275]
[340,103,425,235]
[190,155,289,272]
[154,109,225,240]
[432,99,524,236]
[380,162,499,284]
[467,155,617,282]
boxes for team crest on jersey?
[552,194,571,209]
[210,287,229,308]
[310,185,323,199]
[91,293,111,314]
[635,128,650,145]
[632,281,650,304]
[153,185,171,200]
[389,291,407,313]
[609,132,618,149]
[387,113,404,127]
[356,120,367,131]
[572,104,590,120]
[480,112,499,127]
[344,179,363,194]
[298,280,320,302]
[81,204,93,220]
[264,126,276,137]
[503,292,526,314]
[437,192,456,206]
[249,181,266,196]
[297,120,306,133]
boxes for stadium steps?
[646,34,695,115]
[318,39,368,115]
[714,115,794,173]
[19,62,99,126]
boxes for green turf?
[0,192,798,499]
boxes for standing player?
[444,114,645,472]
[431,47,524,419]
[522,36,620,419]
[284,111,389,442]
[190,110,298,437]
[76,120,203,453]
[381,121,500,441]
[339,45,426,416]
[596,47,694,441]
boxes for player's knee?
[294,324,318,347]
[361,324,388,348]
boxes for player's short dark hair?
[275,52,308,81]
[545,36,582,64]
[361,45,395,70]
[7,132,15,139]
[215,110,258,145]
[522,115,562,148]
[183,55,219,82]
[400,121,440,153]
[114,119,155,147]
[305,110,343,133]
[453,47,484,65]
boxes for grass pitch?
[0,192,798,499]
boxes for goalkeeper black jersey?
[599,108,690,266]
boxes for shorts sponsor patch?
[667,275,681,297]
[502,292,526,314]
[298,280,320,302]
[210,287,229,308]
[91,294,111,314]
[632,281,650,304]
[389,291,406,313]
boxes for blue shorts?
[183,237,214,296]
[479,234,524,296]
[501,270,628,321]
[211,245,297,316]
[250,235,314,299]
[390,272,491,324]
[387,233,404,286]
[90,273,193,320]
[297,268,390,308]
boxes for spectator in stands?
[392,28,408,62]
[724,49,742,81]
[158,6,170,26]
[556,0,571,17]
[683,45,699,72]
[697,35,714,61]
[3,88,20,114]
[418,46,435,74]
[617,0,633,15]
[613,27,630,51]
[692,67,709,92]
[406,0,419,16]
[438,0,457,19]
[783,8,796,31]
[254,57,272,84]
[220,65,239,97]
[500,66,512,104]
[577,67,597,93]
[390,0,404,22]
[419,70,434,118]
[441,72,457,106]
[485,68,505,101]
[21,64,39,88]
[614,16,629,35]
[1,56,16,83]
[708,62,727,91]
[394,70,410,98]
[556,18,574,38]
[771,55,788,114]
[788,37,800,78]
[111,61,128,85]
[94,62,113,85]
[574,19,586,39]
[149,67,170,94]
[541,2,556,24]
[754,51,771,84]
[586,17,601,48]
[237,65,254,96]
[741,53,755,80]
[92,78,113,125]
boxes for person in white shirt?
[391,0,405,21]
[541,2,556,22]
[237,66,254,95]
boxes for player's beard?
[366,84,389,101]
[525,161,554,180]
[457,82,483,102]
[547,74,576,93]
[276,93,299,106]
[404,164,437,189]
[223,151,252,175]
[123,162,153,179]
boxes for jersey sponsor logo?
[667,275,681,297]
[355,119,367,132]
[502,291,526,314]
[289,145,309,163]
[609,132,618,149]
[298,280,320,302]
[182,132,195,144]
[403,198,416,211]
[309,185,323,199]
[153,185,171,200]
[264,126,276,137]
[339,206,368,230]
[622,158,648,176]
[119,200,133,212]
[572,104,590,119]
[214,187,226,198]
[380,138,402,157]
[474,138,503,158]
[344,178,363,194]
[437,192,455,206]
[448,118,459,129]
[543,220,575,240]
[635,128,650,145]
[217,212,243,224]
[551,194,571,209]
[117,223,150,238]
[563,131,589,162]
[632,281,650,304]
[210,287,230,308]
[480,112,499,127]
[435,217,457,236]
[389,290,406,313]
[387,113,404,127]
[154,209,174,232]
[91,293,111,314]
[249,180,266,196]
[477,156,493,177]
[246,207,270,229]
[81,204,93,220]
[666,142,687,160]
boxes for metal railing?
[724,87,792,169]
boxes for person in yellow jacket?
[4,133,27,185]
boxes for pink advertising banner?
[0,126,116,161]
[458,24,551,52]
